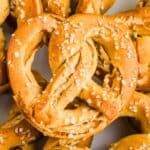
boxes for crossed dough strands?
[44,0,116,17]
[9,75,92,149]
[108,7,150,91]
[109,134,150,150]
[49,14,138,121]
[7,13,138,141]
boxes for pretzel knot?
[8,14,138,140]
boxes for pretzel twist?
[7,13,138,142]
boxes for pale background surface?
[0,0,137,149]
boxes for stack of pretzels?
[0,0,149,149]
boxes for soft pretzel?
[109,134,150,150]
[106,7,150,91]
[10,0,43,26]
[44,0,115,17]
[0,0,9,25]
[7,13,137,142]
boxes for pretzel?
[109,134,150,150]
[7,13,137,142]
[44,0,116,17]
[106,7,150,91]
[0,0,9,25]
[10,0,43,26]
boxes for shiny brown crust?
[76,0,116,14]
[10,0,43,26]
[109,134,150,150]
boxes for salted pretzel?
[105,7,150,91]
[10,0,43,26]
[7,13,137,142]
[109,134,150,150]
[0,0,9,25]
[44,0,116,17]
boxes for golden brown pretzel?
[7,14,137,141]
[44,0,116,17]
[10,0,43,25]
[106,7,150,91]
[109,134,150,150]
[0,0,9,25]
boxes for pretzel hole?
[65,97,97,111]
[92,41,121,95]
[32,45,52,88]
[127,117,142,133]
